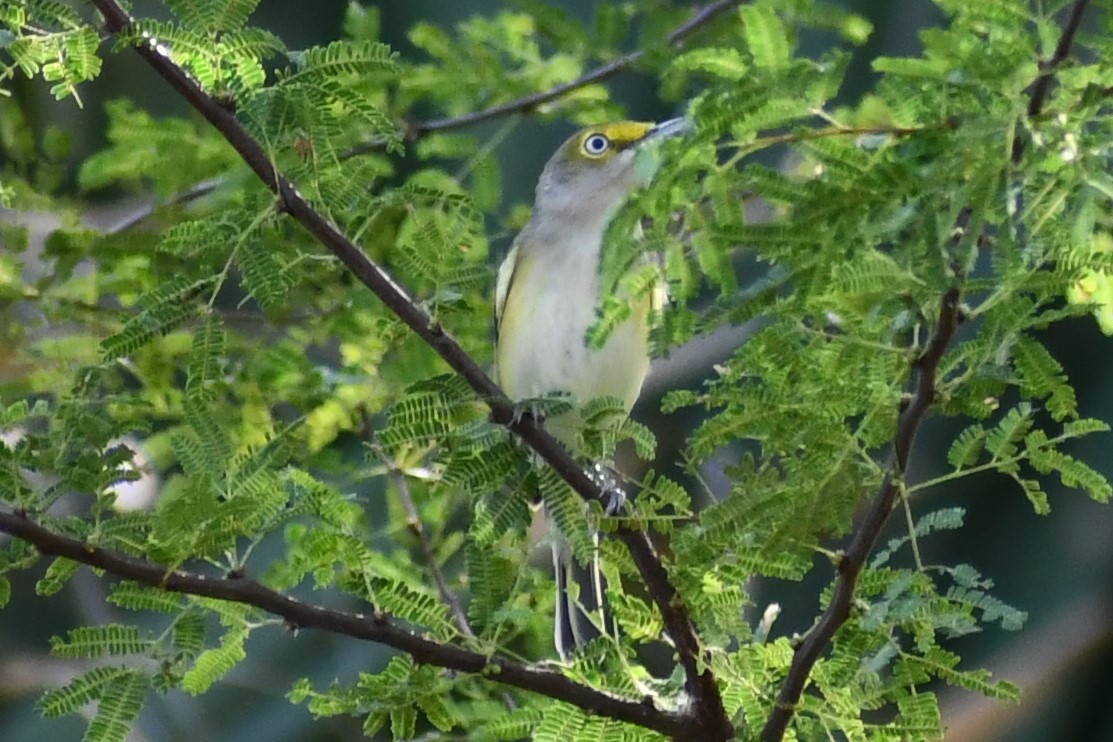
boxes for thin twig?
[415,0,740,135]
[342,0,745,157]
[391,469,471,636]
[87,0,731,736]
[760,287,963,742]
[372,449,520,712]
[1010,0,1091,164]
[747,120,957,151]
[374,447,521,712]
[106,177,225,233]
[0,508,686,735]
[372,443,475,640]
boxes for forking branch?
[8,2,1085,739]
[761,2,1093,736]
[20,0,735,738]
[760,287,964,742]
[0,507,687,736]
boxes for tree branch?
[84,0,730,736]
[413,0,742,135]
[1010,0,1091,164]
[760,287,963,742]
[761,6,1094,735]
[105,177,225,234]
[368,438,475,641]
[373,450,520,711]
[0,507,686,735]
[342,0,745,157]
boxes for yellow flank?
[495,227,651,446]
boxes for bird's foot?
[588,462,626,516]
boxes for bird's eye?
[582,133,611,156]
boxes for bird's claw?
[588,462,626,516]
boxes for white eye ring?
[582,133,611,156]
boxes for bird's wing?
[644,250,669,313]
[494,241,521,340]
[628,220,669,313]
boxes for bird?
[494,118,690,659]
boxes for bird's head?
[531,118,691,227]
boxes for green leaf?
[50,625,154,659]
[36,556,78,596]
[1013,336,1076,421]
[237,240,294,310]
[472,708,545,741]
[1026,432,1112,502]
[739,5,791,71]
[181,624,249,695]
[985,404,1034,461]
[38,667,131,719]
[186,314,227,401]
[669,47,748,81]
[101,277,211,361]
[107,582,184,613]
[947,423,987,469]
[82,669,147,742]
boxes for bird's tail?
[552,533,613,661]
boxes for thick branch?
[0,508,685,735]
[343,0,745,157]
[86,0,729,735]
[761,6,1094,735]
[760,288,963,742]
[1010,0,1091,164]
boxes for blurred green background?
[1,1,1110,740]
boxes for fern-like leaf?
[49,625,155,659]
[181,624,249,695]
[37,667,130,718]
[82,669,147,742]
[101,277,212,360]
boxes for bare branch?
[370,442,475,640]
[761,5,1095,735]
[342,0,745,157]
[760,287,963,742]
[0,507,686,735]
[83,0,730,735]
[1011,0,1091,164]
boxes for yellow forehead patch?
[596,121,656,146]
[581,121,655,150]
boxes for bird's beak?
[630,117,692,183]
[641,117,693,144]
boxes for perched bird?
[494,118,690,659]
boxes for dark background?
[1,1,1110,740]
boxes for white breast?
[495,229,650,444]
